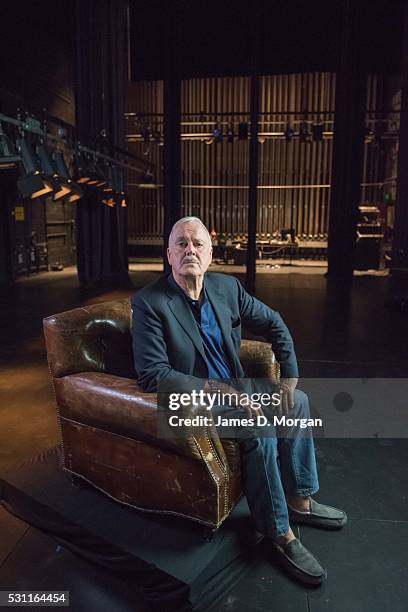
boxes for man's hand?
[278,377,298,415]
[204,379,264,419]
[204,380,240,405]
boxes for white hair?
[168,216,211,244]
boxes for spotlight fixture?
[102,191,115,207]
[299,122,310,143]
[83,156,104,186]
[76,152,94,184]
[94,164,108,187]
[364,126,375,144]
[37,144,71,201]
[141,125,152,143]
[212,126,222,143]
[281,228,295,242]
[226,124,234,143]
[115,167,127,207]
[102,165,127,206]
[0,124,20,169]
[101,165,116,206]
[138,169,157,189]
[238,122,249,140]
[311,123,324,142]
[152,127,163,145]
[53,150,83,203]
[86,156,108,188]
[284,124,294,142]
[16,138,54,200]
[102,164,113,206]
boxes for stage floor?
[0,448,262,611]
[2,440,408,612]
[1,270,408,610]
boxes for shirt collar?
[168,273,207,306]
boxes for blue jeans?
[216,388,319,537]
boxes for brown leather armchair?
[43,299,279,531]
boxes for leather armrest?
[240,339,280,381]
[53,372,227,467]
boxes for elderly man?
[131,216,346,586]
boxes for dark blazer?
[131,272,298,393]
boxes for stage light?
[102,165,127,206]
[115,167,127,207]
[281,228,295,242]
[76,152,94,184]
[102,165,116,206]
[99,162,111,187]
[138,169,157,189]
[364,126,375,144]
[141,126,152,143]
[94,178,108,188]
[83,156,101,187]
[284,124,294,142]
[152,128,162,145]
[238,122,249,140]
[212,126,222,143]
[53,150,83,203]
[299,122,310,143]
[16,138,54,200]
[75,153,106,187]
[312,123,324,142]
[0,124,20,169]
[89,158,108,188]
[37,144,71,201]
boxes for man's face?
[167,221,212,278]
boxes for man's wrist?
[279,377,298,393]
[205,378,218,394]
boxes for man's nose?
[185,241,197,255]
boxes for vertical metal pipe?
[327,0,366,280]
[246,0,261,292]
[163,1,181,271]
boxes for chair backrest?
[43,299,135,379]
[43,298,279,382]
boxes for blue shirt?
[168,274,232,379]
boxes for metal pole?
[246,0,261,293]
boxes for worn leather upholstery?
[43,298,279,529]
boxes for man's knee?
[239,431,277,456]
[292,388,310,419]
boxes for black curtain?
[74,0,129,288]
[0,170,17,285]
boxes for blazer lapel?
[166,285,207,363]
[205,280,240,377]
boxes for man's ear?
[166,247,171,265]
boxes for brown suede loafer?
[288,499,347,530]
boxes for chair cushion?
[54,372,204,461]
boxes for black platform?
[0,448,262,612]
